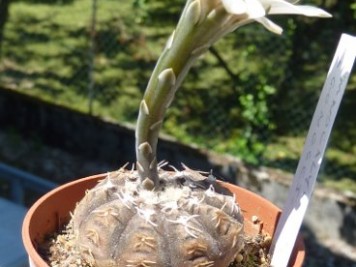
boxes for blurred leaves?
[0,0,355,183]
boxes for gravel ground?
[0,128,355,267]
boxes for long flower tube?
[135,0,331,189]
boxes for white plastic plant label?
[269,33,356,267]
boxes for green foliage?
[352,3,356,18]
[132,0,148,23]
[15,0,74,4]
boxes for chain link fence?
[0,0,355,192]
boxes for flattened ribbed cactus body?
[72,168,244,267]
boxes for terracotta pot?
[22,173,305,267]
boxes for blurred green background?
[0,0,355,193]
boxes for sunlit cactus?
[69,0,331,266]
[72,168,244,266]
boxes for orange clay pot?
[22,173,305,267]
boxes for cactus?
[72,167,244,267]
[69,0,330,266]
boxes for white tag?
[269,34,356,267]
